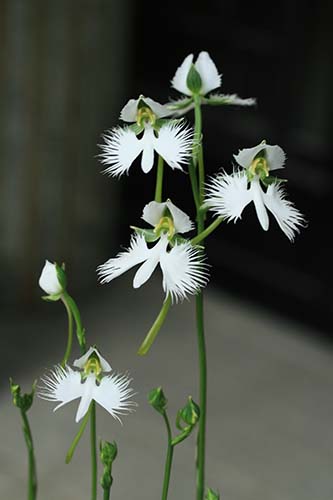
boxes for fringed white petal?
[97,234,149,284]
[92,372,136,423]
[195,51,221,95]
[38,365,82,411]
[159,242,209,303]
[142,200,194,234]
[249,178,269,231]
[154,122,193,170]
[209,93,256,106]
[171,53,194,96]
[234,143,286,171]
[205,170,252,222]
[99,127,143,177]
[74,347,111,373]
[263,183,306,241]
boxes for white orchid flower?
[39,260,63,295]
[97,200,209,302]
[169,51,256,115]
[99,95,193,176]
[205,142,305,241]
[39,347,136,423]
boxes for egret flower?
[205,142,305,241]
[38,347,136,423]
[39,260,64,296]
[99,95,193,176]
[97,200,209,302]
[169,51,256,115]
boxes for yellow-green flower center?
[136,106,156,127]
[249,156,269,179]
[84,356,102,377]
[154,216,175,239]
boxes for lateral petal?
[195,51,221,95]
[159,242,209,303]
[97,234,150,284]
[154,122,193,170]
[263,183,306,241]
[99,127,143,177]
[171,53,194,96]
[205,170,252,222]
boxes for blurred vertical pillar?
[0,0,133,306]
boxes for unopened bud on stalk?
[179,396,200,426]
[148,387,167,414]
[100,440,118,490]
[39,260,66,299]
[186,64,203,95]
[10,379,36,412]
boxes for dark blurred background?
[0,0,331,333]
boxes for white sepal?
[74,347,111,372]
[207,93,256,107]
[120,96,173,122]
[142,200,194,234]
[39,260,63,295]
[234,143,286,171]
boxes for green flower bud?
[206,487,220,499]
[10,379,36,412]
[100,440,118,466]
[186,64,202,95]
[179,396,200,426]
[148,387,167,414]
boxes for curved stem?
[65,409,91,464]
[155,155,164,202]
[90,402,97,500]
[191,217,223,246]
[62,290,86,354]
[21,410,37,500]
[137,295,172,355]
[61,295,73,366]
[161,412,174,500]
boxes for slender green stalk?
[191,217,223,246]
[188,161,200,211]
[104,487,111,500]
[60,295,73,366]
[62,290,86,353]
[20,410,37,500]
[155,155,164,202]
[137,295,172,355]
[90,402,98,500]
[161,412,174,500]
[65,409,91,463]
[191,95,207,500]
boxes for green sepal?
[10,379,36,412]
[55,262,67,290]
[179,396,200,426]
[41,292,62,302]
[130,226,160,243]
[148,387,167,414]
[205,94,230,106]
[206,488,220,499]
[129,123,144,135]
[186,64,202,94]
[167,97,194,110]
[261,175,287,187]
[170,234,188,246]
[154,118,184,131]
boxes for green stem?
[188,160,201,211]
[137,295,172,355]
[161,412,174,500]
[61,295,73,366]
[191,217,223,246]
[193,95,206,500]
[90,402,97,500]
[155,155,164,202]
[104,486,111,500]
[20,410,37,500]
[62,290,86,354]
[65,409,91,464]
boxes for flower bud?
[206,488,220,500]
[148,387,167,414]
[10,379,36,412]
[186,64,202,94]
[179,396,200,426]
[39,260,65,296]
[100,440,118,466]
